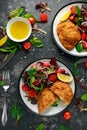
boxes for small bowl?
[6,17,32,42]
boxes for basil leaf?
[16,106,23,123]
[11,101,23,125]
[11,105,17,119]
[75,42,83,52]
[59,125,69,130]
[73,61,78,76]
[27,68,37,76]
[76,6,82,17]
[36,123,44,130]
[81,92,87,101]
[18,6,25,16]
[30,37,43,48]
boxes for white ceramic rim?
[19,59,75,116]
[6,17,32,42]
[52,2,87,57]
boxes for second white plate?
[52,2,87,57]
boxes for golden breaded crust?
[50,81,73,104]
[37,88,58,113]
[57,21,81,50]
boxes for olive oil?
[10,21,29,40]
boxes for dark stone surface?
[0,0,87,130]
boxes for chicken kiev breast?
[37,88,58,113]
[50,81,73,105]
[57,21,81,50]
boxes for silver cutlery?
[1,71,10,126]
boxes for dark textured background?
[0,0,87,130]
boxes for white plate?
[19,59,75,116]
[52,2,87,57]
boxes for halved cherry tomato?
[84,61,87,69]
[48,73,57,83]
[22,84,29,92]
[70,6,76,14]
[63,111,72,120]
[28,17,35,24]
[69,15,75,21]
[28,88,37,98]
[23,42,31,50]
[82,41,87,49]
[81,32,87,40]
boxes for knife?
[0,53,15,70]
[77,58,87,64]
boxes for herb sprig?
[11,100,23,125]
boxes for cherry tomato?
[69,15,75,21]
[81,32,87,40]
[84,61,87,69]
[40,13,48,23]
[22,84,29,92]
[56,69,66,74]
[23,42,31,50]
[33,79,39,86]
[82,41,87,49]
[42,62,51,67]
[48,73,57,83]
[63,111,72,120]
[70,6,76,14]
[28,17,35,24]
[28,88,37,98]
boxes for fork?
[1,71,10,126]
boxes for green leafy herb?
[27,68,37,76]
[0,81,4,86]
[30,37,43,47]
[76,6,82,17]
[11,100,23,125]
[9,6,38,20]
[0,39,22,53]
[59,124,69,130]
[9,6,26,18]
[52,98,59,106]
[36,123,44,130]
[75,6,83,26]
[75,42,83,52]
[73,60,78,76]
[81,91,87,101]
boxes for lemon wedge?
[0,35,8,47]
[57,73,73,83]
[60,10,71,22]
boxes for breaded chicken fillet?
[57,21,81,50]
[50,81,73,104]
[37,88,58,113]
